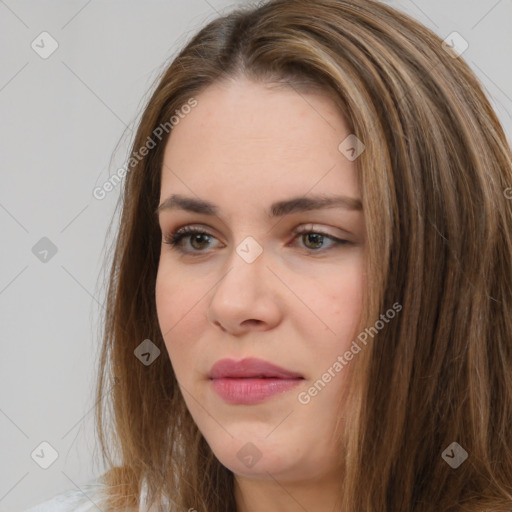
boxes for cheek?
[156,263,196,328]
[155,268,205,363]
[313,260,364,316]
[298,262,365,355]
[336,270,364,320]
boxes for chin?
[204,432,305,479]
[218,450,293,479]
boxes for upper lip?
[208,357,304,379]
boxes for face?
[155,77,366,485]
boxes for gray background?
[1,1,511,510]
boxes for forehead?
[160,77,360,208]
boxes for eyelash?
[162,225,350,255]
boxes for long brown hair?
[93,1,512,510]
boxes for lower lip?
[210,378,303,405]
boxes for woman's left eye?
[162,225,350,255]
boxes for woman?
[27,0,512,510]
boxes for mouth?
[208,357,304,405]
[208,357,304,380]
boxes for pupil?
[191,234,209,249]
[305,233,323,248]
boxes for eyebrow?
[155,193,362,218]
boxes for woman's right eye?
[163,227,219,253]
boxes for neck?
[233,466,343,512]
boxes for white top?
[24,479,107,512]
[23,476,166,512]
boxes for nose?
[206,241,283,335]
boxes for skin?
[155,76,366,512]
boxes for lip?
[208,357,303,379]
[208,358,304,405]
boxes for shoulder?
[24,479,108,512]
